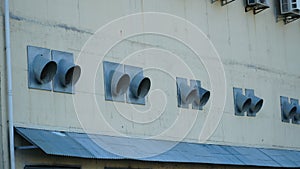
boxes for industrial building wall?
[7,0,300,148]
[0,1,300,167]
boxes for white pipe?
[4,0,15,169]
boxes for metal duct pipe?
[4,0,15,168]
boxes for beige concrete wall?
[1,1,299,165]
[14,141,269,169]
[16,154,270,169]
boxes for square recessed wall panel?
[103,61,126,102]
[176,77,189,109]
[27,46,52,91]
[52,50,75,94]
[125,65,145,105]
[290,98,299,124]
[280,96,290,123]
[191,80,203,110]
[245,89,256,117]
[233,87,244,116]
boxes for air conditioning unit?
[247,0,269,7]
[281,0,300,15]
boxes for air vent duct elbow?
[179,82,198,104]
[194,87,210,107]
[28,46,57,90]
[236,93,251,113]
[111,71,130,96]
[57,59,81,87]
[52,50,81,94]
[130,75,151,99]
[283,102,297,119]
[32,55,57,84]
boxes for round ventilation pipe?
[194,87,210,107]
[249,95,264,113]
[32,54,57,84]
[57,59,81,87]
[111,71,130,96]
[283,102,297,119]
[130,75,151,98]
[179,83,197,104]
[235,93,251,113]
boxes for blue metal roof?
[15,127,300,168]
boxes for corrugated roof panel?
[177,142,212,156]
[236,154,280,167]
[66,132,122,159]
[231,147,280,167]
[260,148,300,168]
[287,151,300,163]
[220,154,244,165]
[15,127,300,168]
[221,145,243,157]
[161,150,190,161]
[271,155,298,168]
[16,127,94,158]
[205,144,231,155]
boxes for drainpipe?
[4,0,15,169]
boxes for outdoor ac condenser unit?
[281,0,300,15]
[247,0,270,7]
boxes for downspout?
[4,0,15,169]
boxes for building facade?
[1,0,300,169]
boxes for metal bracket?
[277,14,300,24]
[211,0,235,6]
[221,0,235,6]
[276,7,300,25]
[15,145,38,150]
[245,5,269,15]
